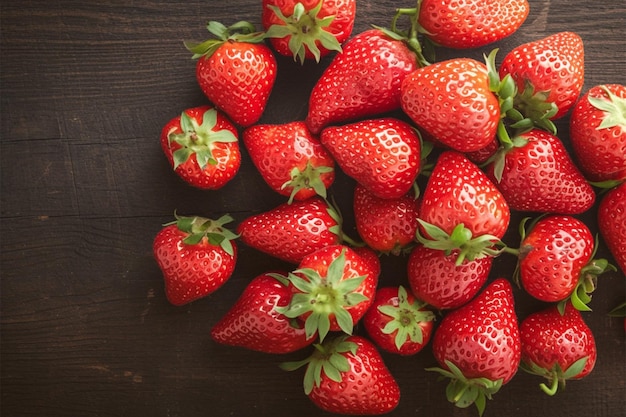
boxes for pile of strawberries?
[152,0,626,415]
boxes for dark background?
[1,1,624,416]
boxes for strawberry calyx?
[519,357,589,396]
[426,360,503,417]
[281,160,334,204]
[378,286,435,351]
[185,21,267,59]
[264,0,343,64]
[168,108,238,170]
[587,84,626,130]
[165,213,238,255]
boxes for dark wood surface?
[1,1,625,416]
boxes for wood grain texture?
[1,1,625,416]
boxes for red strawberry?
[353,183,420,255]
[274,244,377,341]
[160,106,240,190]
[185,21,277,127]
[320,118,421,199]
[598,181,626,274]
[363,286,435,355]
[210,272,314,353]
[401,58,501,152]
[281,335,400,415]
[237,197,343,264]
[519,302,597,396]
[569,84,626,182]
[153,214,238,306]
[352,246,382,282]
[306,28,421,134]
[262,0,355,63]
[486,129,596,214]
[428,278,521,416]
[499,31,585,122]
[418,0,530,49]
[243,121,335,203]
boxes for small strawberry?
[153,214,238,306]
[363,286,435,355]
[262,0,355,63]
[160,106,240,190]
[210,272,315,353]
[569,84,626,182]
[519,302,597,396]
[236,197,343,264]
[598,181,626,274]
[281,335,400,415]
[427,278,521,416]
[243,121,335,203]
[185,21,277,127]
[320,117,421,199]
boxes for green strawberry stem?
[281,161,334,204]
[588,85,626,129]
[379,286,435,350]
[185,20,266,59]
[520,357,589,396]
[326,196,365,248]
[165,213,238,255]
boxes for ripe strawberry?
[351,246,382,282]
[160,106,240,190]
[418,0,530,49]
[274,244,378,341]
[363,286,435,355]
[353,183,420,255]
[153,214,238,306]
[320,118,421,199]
[243,121,335,203]
[185,21,277,127]
[519,302,597,396]
[236,197,343,264]
[428,278,521,416]
[210,272,314,353]
[598,181,626,274]
[305,28,421,134]
[485,128,596,214]
[262,0,355,63]
[401,58,501,152]
[499,31,585,122]
[569,84,626,182]
[281,335,400,414]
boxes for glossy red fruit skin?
[598,182,626,274]
[210,272,314,353]
[306,28,419,134]
[418,0,530,49]
[569,84,626,182]
[352,246,382,282]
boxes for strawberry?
[185,21,277,127]
[274,244,378,341]
[262,0,355,63]
[363,286,435,355]
[598,181,626,274]
[351,246,382,282]
[153,214,238,306]
[427,278,521,416]
[353,183,420,255]
[418,0,530,49]
[243,121,335,203]
[401,58,501,153]
[320,118,421,199]
[281,335,400,414]
[569,84,626,182]
[485,128,596,214]
[519,302,597,396]
[236,197,343,264]
[305,28,421,134]
[160,105,240,190]
[210,272,314,353]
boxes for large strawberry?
[320,118,421,199]
[428,278,521,416]
[598,181,626,274]
[153,214,238,306]
[305,28,421,134]
[519,302,597,396]
[185,21,277,127]
[262,0,355,63]
[210,272,314,353]
[274,244,378,341]
[569,84,626,182]
[281,335,400,415]
[243,121,335,203]
[160,106,240,190]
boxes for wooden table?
[2,1,625,416]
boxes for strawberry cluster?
[152,0,626,415]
